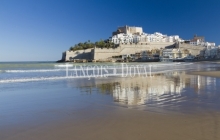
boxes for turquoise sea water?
[0,61,220,126]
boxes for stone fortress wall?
[94,42,175,60]
[64,48,93,61]
[176,43,206,56]
[62,42,208,61]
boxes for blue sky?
[1,0,220,61]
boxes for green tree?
[69,39,115,51]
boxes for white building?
[190,40,216,47]
[189,35,219,58]
[204,46,219,58]
[110,26,182,44]
[111,33,133,44]
[190,35,215,47]
[190,39,201,46]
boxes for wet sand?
[1,69,220,140]
[1,106,220,140]
[190,71,220,78]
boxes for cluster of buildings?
[161,35,220,62]
[189,35,215,47]
[110,26,182,44]
[61,25,220,62]
[109,26,220,62]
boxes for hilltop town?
[59,26,220,62]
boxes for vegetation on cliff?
[69,40,115,51]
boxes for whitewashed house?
[110,26,182,44]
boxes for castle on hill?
[60,25,220,62]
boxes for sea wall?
[63,48,94,61]
[62,42,176,61]
[177,43,206,56]
[94,42,175,60]
[60,42,217,62]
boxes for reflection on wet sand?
[67,71,219,111]
[1,71,220,140]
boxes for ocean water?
[0,61,220,126]
[0,61,216,83]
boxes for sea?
[0,61,220,126]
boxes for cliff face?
[62,48,94,61]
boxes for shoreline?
[57,59,220,63]
[189,71,220,78]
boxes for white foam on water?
[54,64,73,67]
[0,76,78,83]
[5,69,65,73]
[3,63,194,73]
[152,63,193,67]
[0,67,195,84]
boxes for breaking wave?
[0,76,78,83]
[4,69,65,73]
[2,63,194,73]
[0,67,194,83]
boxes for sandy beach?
[1,62,220,140]
[189,71,220,78]
[1,106,220,140]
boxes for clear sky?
[1,0,220,61]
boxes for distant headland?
[57,25,220,63]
